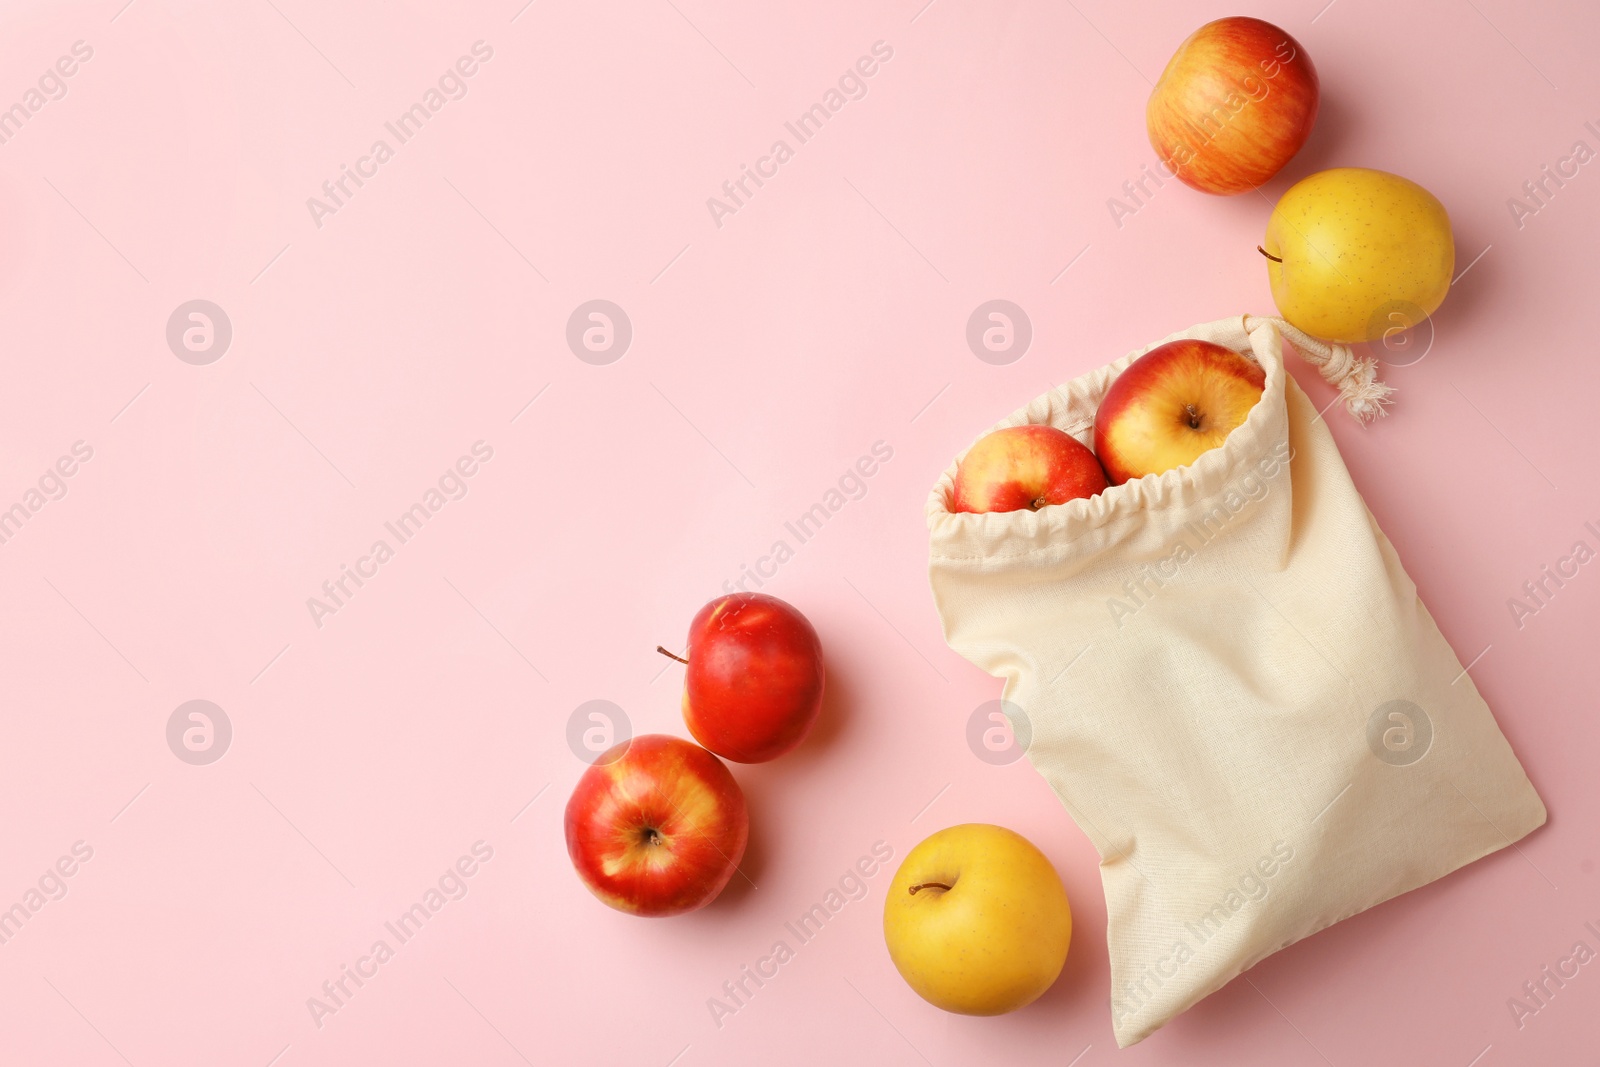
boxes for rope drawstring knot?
[1245,315,1394,423]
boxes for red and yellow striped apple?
[1147,17,1319,195]
[1093,340,1265,485]
[666,594,825,764]
[564,734,748,917]
[951,425,1107,514]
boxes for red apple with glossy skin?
[951,425,1107,514]
[664,594,824,763]
[1093,340,1265,485]
[564,734,749,917]
[1147,17,1319,195]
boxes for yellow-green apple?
[564,734,748,917]
[1148,17,1319,195]
[1094,340,1265,484]
[883,824,1072,1015]
[951,425,1108,514]
[1262,167,1454,343]
[661,594,824,763]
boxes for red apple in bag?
[664,593,825,763]
[951,425,1107,514]
[1093,339,1265,485]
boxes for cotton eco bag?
[926,315,1545,1047]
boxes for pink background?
[2,0,1596,1063]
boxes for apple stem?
[656,646,689,665]
[1257,245,1283,263]
[908,882,953,895]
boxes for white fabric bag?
[925,315,1545,1047]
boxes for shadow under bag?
[925,315,1546,1047]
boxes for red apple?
[951,425,1107,514]
[665,594,824,763]
[564,734,749,917]
[1147,17,1319,195]
[1093,340,1265,485]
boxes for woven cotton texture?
[925,315,1546,1047]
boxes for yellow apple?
[1262,167,1454,344]
[882,824,1071,1015]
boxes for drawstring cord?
[1244,315,1394,423]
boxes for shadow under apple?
[1271,86,1355,192]
[698,642,855,912]
[789,652,853,765]
[704,777,767,912]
